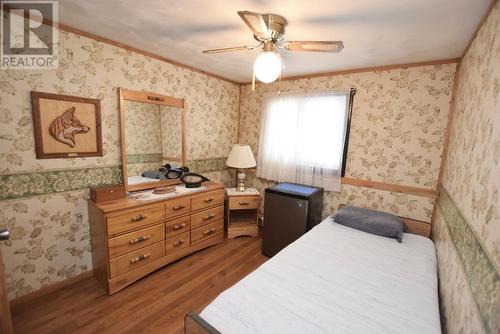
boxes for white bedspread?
[200,218,440,334]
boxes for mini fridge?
[262,183,324,257]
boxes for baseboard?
[10,271,93,314]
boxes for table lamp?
[226,144,256,192]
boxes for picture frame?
[31,91,103,159]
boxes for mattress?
[200,218,440,334]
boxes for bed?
[185,211,440,334]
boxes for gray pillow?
[332,206,405,242]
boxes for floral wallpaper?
[441,1,500,268]
[0,20,239,299]
[240,63,456,222]
[435,2,500,333]
[124,100,163,176]
[204,169,236,189]
[124,102,183,160]
[124,100,163,155]
[0,190,92,299]
[0,30,239,174]
[160,105,182,159]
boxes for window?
[257,90,352,191]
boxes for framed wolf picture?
[31,91,103,159]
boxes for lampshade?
[226,144,256,169]
[254,51,282,83]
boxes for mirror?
[119,88,186,192]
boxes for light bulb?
[254,51,282,83]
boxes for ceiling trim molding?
[241,58,460,85]
[3,4,240,85]
[461,0,497,58]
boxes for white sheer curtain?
[257,90,350,191]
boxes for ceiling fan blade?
[237,11,271,40]
[202,45,257,54]
[282,41,344,53]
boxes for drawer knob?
[239,202,250,205]
[203,228,217,236]
[129,234,151,244]
[203,213,215,220]
[131,214,147,222]
[204,197,215,203]
[173,240,184,247]
[130,253,151,263]
[173,204,186,211]
[173,223,187,230]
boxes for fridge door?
[262,192,308,257]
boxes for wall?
[0,25,239,299]
[160,105,182,159]
[432,2,500,333]
[239,63,456,221]
[124,100,163,176]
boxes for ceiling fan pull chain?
[252,67,256,91]
[278,72,282,94]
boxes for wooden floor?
[11,236,267,334]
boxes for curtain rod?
[264,87,357,98]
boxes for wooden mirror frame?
[118,88,187,192]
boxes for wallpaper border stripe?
[437,186,500,333]
[126,154,162,164]
[0,155,440,201]
[186,158,228,173]
[0,158,229,200]
[0,167,122,200]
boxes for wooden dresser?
[88,182,225,294]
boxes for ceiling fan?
[202,11,344,84]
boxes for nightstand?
[225,188,260,238]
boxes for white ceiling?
[57,0,490,83]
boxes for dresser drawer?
[165,231,190,253]
[165,197,190,219]
[165,215,191,238]
[107,204,165,236]
[191,220,224,245]
[109,241,165,278]
[229,196,259,210]
[191,206,224,229]
[108,223,165,258]
[191,190,224,211]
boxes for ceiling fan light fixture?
[254,51,282,83]
[202,11,344,83]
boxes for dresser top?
[90,182,224,213]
